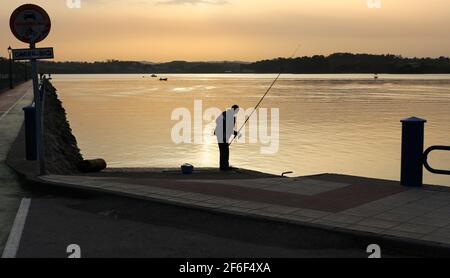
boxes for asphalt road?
[15,192,373,258]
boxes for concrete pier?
[3,81,450,257]
[35,170,450,249]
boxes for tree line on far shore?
[245,53,450,74]
[2,53,450,74]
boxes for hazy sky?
[2,0,450,61]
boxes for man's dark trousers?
[218,143,230,170]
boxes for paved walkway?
[40,169,450,249]
[0,81,33,253]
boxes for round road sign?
[10,4,51,44]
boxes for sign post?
[10,4,53,175]
[30,42,45,175]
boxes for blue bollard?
[400,117,426,187]
[23,106,37,161]
[181,163,194,174]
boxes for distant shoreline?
[28,53,450,75]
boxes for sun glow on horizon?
[1,0,450,61]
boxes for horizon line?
[37,53,450,64]
[2,52,450,64]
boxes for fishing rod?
[229,45,300,145]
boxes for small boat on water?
[159,78,168,81]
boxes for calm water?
[52,74,450,186]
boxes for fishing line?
[229,44,301,145]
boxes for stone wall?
[43,80,84,174]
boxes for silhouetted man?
[215,105,241,170]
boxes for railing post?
[400,117,427,187]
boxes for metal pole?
[30,43,45,175]
[8,49,13,89]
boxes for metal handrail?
[423,146,450,175]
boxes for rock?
[43,80,84,174]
